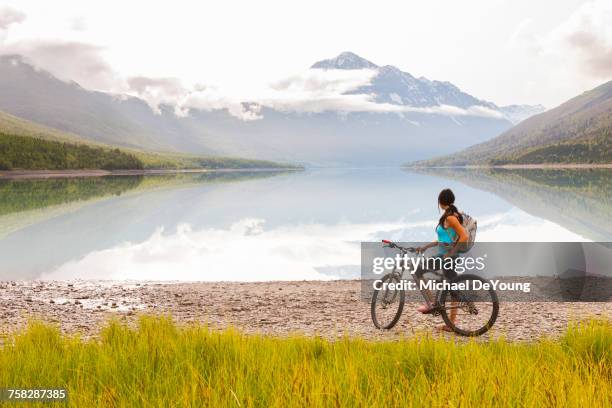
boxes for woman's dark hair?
[438,188,463,227]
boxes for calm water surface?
[0,168,610,281]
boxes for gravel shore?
[1,280,609,343]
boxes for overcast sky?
[1,0,611,112]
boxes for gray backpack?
[459,212,477,252]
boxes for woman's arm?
[417,240,438,253]
[445,215,468,257]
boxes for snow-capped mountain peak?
[310,51,379,70]
[312,52,543,122]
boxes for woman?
[414,188,468,331]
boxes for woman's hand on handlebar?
[416,241,438,253]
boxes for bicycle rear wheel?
[439,274,499,336]
[371,273,405,329]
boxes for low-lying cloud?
[0,6,504,121]
[2,40,119,90]
[2,43,503,121]
[0,6,25,30]
[126,76,188,114]
[122,69,503,120]
[545,0,612,78]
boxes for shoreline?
[0,167,300,180]
[1,279,609,343]
[406,163,612,170]
[2,164,609,179]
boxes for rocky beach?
[1,280,609,343]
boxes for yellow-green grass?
[0,318,609,407]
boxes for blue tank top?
[436,224,457,255]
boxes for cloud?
[0,6,505,122]
[39,210,586,281]
[0,7,25,30]
[126,76,188,114]
[179,92,264,120]
[1,40,120,90]
[565,30,612,79]
[507,18,534,48]
[0,15,504,122]
[41,217,418,281]
[70,16,87,32]
[545,0,612,78]
[0,8,118,90]
[123,68,503,120]
[270,69,376,94]
[254,93,504,119]
[119,69,380,120]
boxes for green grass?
[0,318,609,407]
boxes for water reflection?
[0,168,607,281]
[414,168,612,242]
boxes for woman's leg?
[441,261,459,329]
[414,265,435,312]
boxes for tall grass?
[0,317,609,407]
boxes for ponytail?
[437,189,463,227]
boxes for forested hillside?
[414,81,612,166]
[0,133,143,170]
[0,111,296,171]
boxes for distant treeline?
[0,176,142,216]
[491,134,612,165]
[138,153,298,170]
[0,132,298,171]
[0,133,143,170]
[0,172,290,217]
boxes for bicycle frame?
[375,240,499,335]
[384,244,447,309]
[383,241,476,313]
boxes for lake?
[1,168,610,281]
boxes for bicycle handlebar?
[381,239,417,253]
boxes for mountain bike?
[370,239,499,336]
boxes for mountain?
[0,109,90,144]
[310,51,378,70]
[314,55,494,109]
[0,109,293,171]
[413,81,612,166]
[0,52,542,166]
[311,52,543,123]
[498,104,546,125]
[0,55,212,153]
[413,167,612,241]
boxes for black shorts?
[413,255,458,280]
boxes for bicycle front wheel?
[371,273,405,329]
[439,274,499,336]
